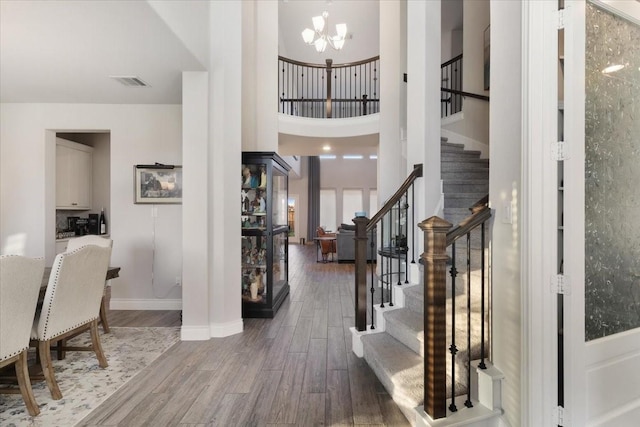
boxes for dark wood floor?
[80,243,409,426]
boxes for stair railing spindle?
[370,227,376,329]
[388,213,393,306]
[411,184,416,263]
[479,221,487,369]
[397,198,402,286]
[404,191,409,283]
[465,232,473,408]
[380,213,385,309]
[449,241,458,413]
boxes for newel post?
[354,216,369,331]
[419,216,452,420]
[325,59,333,118]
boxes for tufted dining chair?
[0,255,45,416]
[66,235,113,333]
[32,245,111,400]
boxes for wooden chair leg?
[90,319,108,368]
[99,296,110,333]
[38,340,62,400]
[15,350,40,416]
[56,338,67,360]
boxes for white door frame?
[521,1,561,425]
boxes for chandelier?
[301,11,347,53]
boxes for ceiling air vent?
[110,76,150,87]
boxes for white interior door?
[564,1,640,425]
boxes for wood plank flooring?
[79,243,409,426]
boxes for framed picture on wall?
[134,165,182,204]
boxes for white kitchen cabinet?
[56,138,93,210]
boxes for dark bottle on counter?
[100,208,107,235]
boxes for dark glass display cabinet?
[241,152,290,318]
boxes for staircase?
[352,140,502,426]
[441,137,489,225]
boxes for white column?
[255,0,278,152]
[407,0,441,258]
[378,0,403,201]
[208,0,243,337]
[490,1,526,426]
[181,71,210,340]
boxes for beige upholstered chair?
[32,245,111,400]
[0,255,45,416]
[66,235,113,333]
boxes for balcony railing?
[278,56,380,119]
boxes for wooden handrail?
[366,164,423,232]
[441,53,463,68]
[446,205,491,246]
[441,87,489,102]
[278,55,380,69]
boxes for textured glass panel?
[585,3,640,341]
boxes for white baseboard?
[180,325,210,341]
[110,298,182,310]
[210,318,244,337]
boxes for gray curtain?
[307,156,320,241]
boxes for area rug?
[0,327,180,427]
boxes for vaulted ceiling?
[0,0,461,156]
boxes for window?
[342,189,363,224]
[320,189,337,232]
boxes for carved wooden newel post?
[354,216,369,332]
[325,59,333,118]
[419,216,452,420]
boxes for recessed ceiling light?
[322,145,331,151]
[110,75,151,87]
[602,64,625,74]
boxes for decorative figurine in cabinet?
[241,152,290,318]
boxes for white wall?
[442,0,490,146]
[0,103,183,308]
[489,1,522,426]
[208,0,243,337]
[320,156,377,225]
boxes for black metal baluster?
[388,213,393,306]
[370,227,376,329]
[411,184,416,263]
[404,191,409,283]
[380,214,385,308]
[465,232,473,408]
[449,242,458,413]
[479,221,487,369]
[397,199,401,286]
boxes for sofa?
[336,223,377,263]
